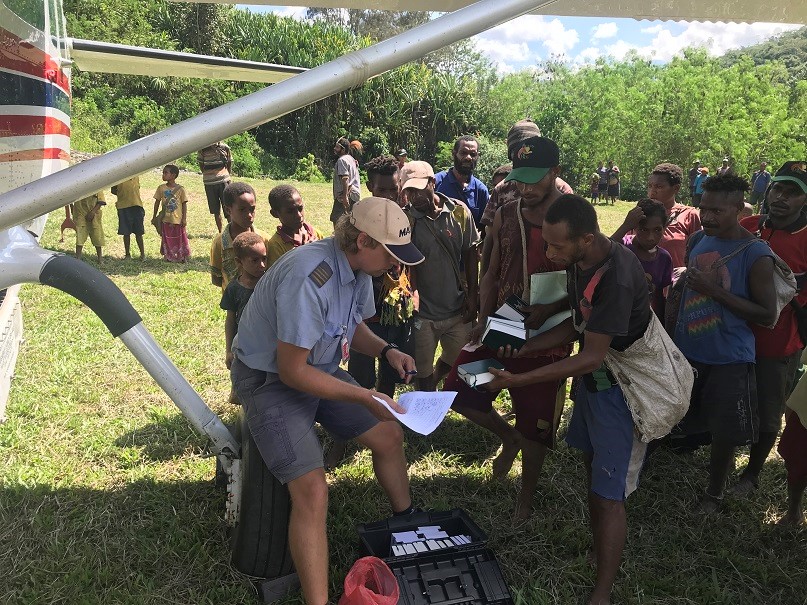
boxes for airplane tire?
[229,410,294,578]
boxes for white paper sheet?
[391,530,420,543]
[373,391,457,435]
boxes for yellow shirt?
[73,191,106,222]
[154,184,188,224]
[113,176,143,209]
[787,354,807,426]
[210,224,271,290]
[266,223,324,269]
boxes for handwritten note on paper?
[373,391,457,435]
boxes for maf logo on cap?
[399,226,411,238]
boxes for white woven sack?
[604,312,694,443]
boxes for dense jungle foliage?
[64,1,807,196]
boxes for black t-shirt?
[220,279,255,326]
[568,241,651,390]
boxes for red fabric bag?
[338,556,400,605]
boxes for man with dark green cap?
[445,135,571,521]
[480,120,572,274]
[735,161,807,504]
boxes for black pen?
[405,370,418,375]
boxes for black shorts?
[117,206,145,236]
[678,361,758,446]
[755,352,802,433]
[204,181,229,215]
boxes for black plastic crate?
[356,509,513,605]
[358,509,487,559]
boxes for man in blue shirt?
[750,161,771,211]
[673,174,777,514]
[434,135,490,229]
[231,197,424,605]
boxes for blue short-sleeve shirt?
[233,237,375,376]
[434,170,489,228]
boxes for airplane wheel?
[229,410,294,578]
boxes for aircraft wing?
[185,0,806,24]
[68,39,305,84]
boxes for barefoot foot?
[777,512,805,526]
[492,438,522,479]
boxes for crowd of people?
[62,125,807,605]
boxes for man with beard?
[444,136,571,520]
[435,135,489,229]
[482,194,652,605]
[480,119,573,275]
[404,160,480,391]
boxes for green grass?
[1,175,805,604]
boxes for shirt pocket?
[346,307,365,342]
[309,321,343,365]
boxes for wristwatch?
[379,343,399,359]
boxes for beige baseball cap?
[399,161,435,190]
[349,197,424,265]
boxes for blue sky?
[240,5,801,73]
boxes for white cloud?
[640,24,665,35]
[592,22,618,40]
[473,15,579,61]
[603,39,649,61]
[574,46,603,64]
[604,21,801,62]
[473,39,532,65]
[267,6,308,20]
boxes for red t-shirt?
[661,204,702,268]
[741,214,807,357]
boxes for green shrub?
[226,132,265,178]
[261,154,293,180]
[71,98,127,154]
[475,134,509,188]
[291,153,326,182]
[434,141,453,172]
[358,126,389,160]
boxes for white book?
[457,359,506,388]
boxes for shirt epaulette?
[308,261,333,288]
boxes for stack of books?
[481,317,527,351]
[492,294,528,322]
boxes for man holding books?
[483,194,652,605]
[443,135,572,521]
